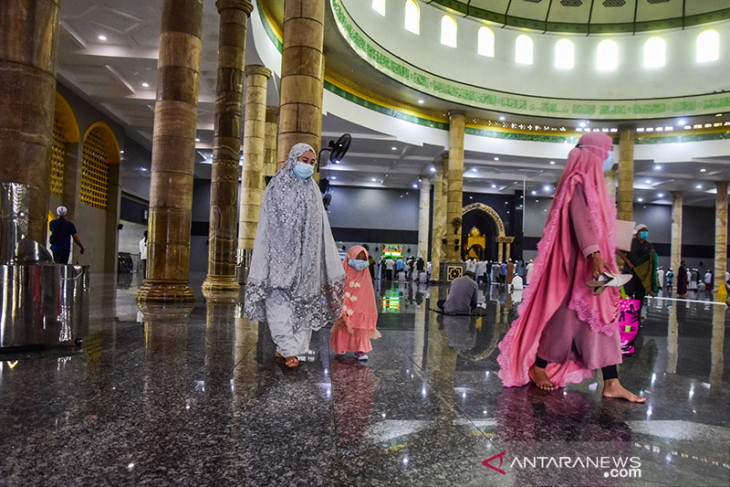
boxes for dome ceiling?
[429,0,730,34]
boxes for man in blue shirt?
[49,206,84,264]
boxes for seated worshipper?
[437,270,479,314]
[244,143,346,369]
[496,133,645,403]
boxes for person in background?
[656,265,664,291]
[677,261,688,298]
[525,259,534,286]
[619,223,659,319]
[367,254,376,280]
[437,270,479,314]
[499,261,507,285]
[139,230,148,278]
[704,269,713,292]
[49,206,84,264]
[497,133,644,403]
[384,258,395,281]
[244,143,346,369]
[665,268,674,293]
[506,259,515,287]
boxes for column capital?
[448,110,466,119]
[216,0,253,15]
[715,180,729,189]
[244,64,272,78]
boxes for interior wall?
[342,0,729,101]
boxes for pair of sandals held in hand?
[586,273,633,295]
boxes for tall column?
[263,106,279,178]
[277,0,325,168]
[617,125,635,221]
[0,0,60,242]
[417,178,431,261]
[236,65,271,263]
[202,0,254,294]
[446,111,465,262]
[670,191,683,275]
[604,167,617,202]
[430,158,446,282]
[137,0,204,302]
[714,181,728,300]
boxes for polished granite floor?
[1,272,728,486]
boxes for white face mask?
[292,161,314,179]
[603,152,615,173]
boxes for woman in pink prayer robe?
[497,133,645,403]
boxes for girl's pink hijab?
[341,246,378,330]
[497,133,620,387]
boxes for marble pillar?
[276,0,325,168]
[202,0,254,294]
[446,111,465,262]
[235,65,271,268]
[417,178,431,261]
[617,126,635,221]
[710,305,725,396]
[670,191,683,275]
[714,181,728,300]
[604,167,617,202]
[0,0,60,242]
[430,159,446,282]
[263,107,279,179]
[137,0,203,302]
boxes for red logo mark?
[482,451,507,475]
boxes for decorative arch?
[54,93,80,143]
[462,203,505,237]
[82,122,121,165]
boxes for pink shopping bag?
[617,296,641,356]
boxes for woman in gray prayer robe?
[244,143,346,368]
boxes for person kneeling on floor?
[437,270,479,314]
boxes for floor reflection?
[0,273,727,485]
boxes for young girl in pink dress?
[331,246,381,360]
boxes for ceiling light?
[491,184,497,189]
[579,121,588,128]
[418,99,424,104]
[499,116,505,121]
[391,146,397,151]
[677,119,685,125]
[98,34,107,41]
[195,138,200,142]
[531,190,537,196]
[331,176,336,180]
[637,128,645,132]
[141,82,149,88]
[645,179,652,184]
[549,161,555,165]
[412,184,418,188]
[658,193,664,198]
[700,168,706,172]
[429,167,436,173]
[471,168,477,172]
[716,113,723,117]
[543,184,552,192]
[637,197,644,202]
[696,184,703,189]
[653,165,662,171]
[494,157,499,161]
[371,178,377,182]
[684,125,692,130]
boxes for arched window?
[440,15,457,47]
[372,0,386,16]
[644,37,665,68]
[515,34,533,65]
[555,39,574,69]
[697,29,719,62]
[596,39,618,71]
[477,26,494,57]
[405,0,419,35]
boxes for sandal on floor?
[586,273,633,295]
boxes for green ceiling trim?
[635,131,730,144]
[330,0,730,121]
[428,1,730,35]
[257,1,282,52]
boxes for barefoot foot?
[602,379,646,403]
[284,356,299,368]
[528,364,557,390]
